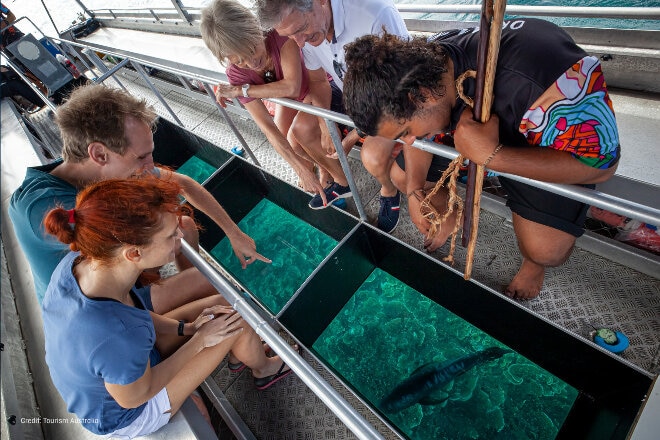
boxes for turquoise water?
[313,269,578,440]
[397,0,660,31]
[15,1,658,46]
[210,199,338,314]
[176,155,217,184]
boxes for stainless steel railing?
[180,241,385,440]
[42,4,660,438]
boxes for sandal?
[253,344,301,390]
[227,359,248,374]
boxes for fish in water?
[380,347,512,413]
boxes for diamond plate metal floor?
[111,70,659,439]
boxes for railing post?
[324,118,367,221]
[81,48,127,90]
[92,58,131,84]
[170,0,192,24]
[201,82,261,167]
[130,60,185,127]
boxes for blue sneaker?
[308,182,352,209]
[333,198,347,209]
[377,192,400,233]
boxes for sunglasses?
[333,59,345,80]
[264,69,276,84]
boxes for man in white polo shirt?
[257,0,409,232]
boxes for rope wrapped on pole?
[462,0,506,280]
[420,0,506,278]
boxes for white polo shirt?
[302,0,409,90]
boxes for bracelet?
[483,143,503,167]
[177,320,186,336]
[406,189,426,202]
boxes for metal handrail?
[83,5,660,21]
[395,5,660,20]
[265,98,660,227]
[180,241,385,440]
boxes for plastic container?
[588,207,642,231]
[55,54,81,79]
[591,328,629,354]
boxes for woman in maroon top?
[201,0,350,207]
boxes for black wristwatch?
[177,320,186,336]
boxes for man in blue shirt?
[10,84,270,307]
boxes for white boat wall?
[1,2,659,439]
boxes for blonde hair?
[200,0,265,65]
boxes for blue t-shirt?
[42,251,160,435]
[9,160,75,303]
[9,161,162,304]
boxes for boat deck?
[2,56,659,440]
[111,68,659,438]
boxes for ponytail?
[42,175,187,264]
[44,207,79,251]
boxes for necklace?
[264,69,275,83]
[262,54,276,83]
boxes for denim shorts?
[106,388,171,439]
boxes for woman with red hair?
[42,176,293,437]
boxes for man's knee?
[360,137,393,174]
[513,214,576,267]
[517,231,575,267]
[291,115,319,146]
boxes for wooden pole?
[462,0,506,280]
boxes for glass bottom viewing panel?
[210,198,338,314]
[176,154,218,184]
[313,268,578,440]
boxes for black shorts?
[330,79,343,113]
[329,80,351,134]
[395,152,593,237]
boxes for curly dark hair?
[343,32,450,136]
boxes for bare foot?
[505,258,545,300]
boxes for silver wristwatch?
[242,83,250,98]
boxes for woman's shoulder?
[266,28,288,51]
